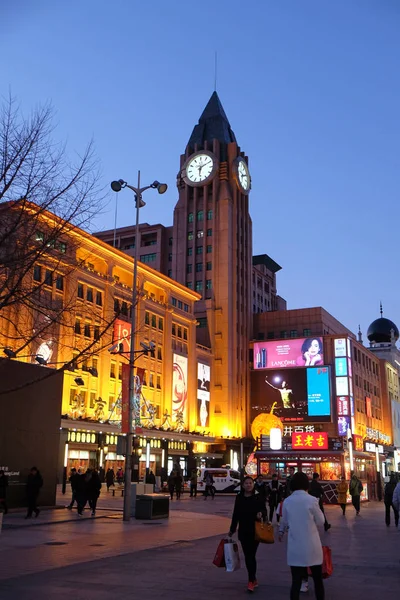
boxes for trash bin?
[135,494,169,520]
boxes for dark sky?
[2,1,399,338]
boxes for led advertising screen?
[197,362,210,428]
[335,357,348,377]
[172,354,188,426]
[337,396,350,416]
[337,415,350,437]
[336,377,349,396]
[253,337,324,370]
[251,366,332,423]
[334,338,347,357]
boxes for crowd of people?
[228,469,400,596]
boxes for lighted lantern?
[270,427,282,450]
[251,402,283,440]
[245,452,258,475]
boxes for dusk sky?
[2,1,399,338]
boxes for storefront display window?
[319,462,341,480]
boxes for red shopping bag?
[213,539,226,568]
[308,546,333,579]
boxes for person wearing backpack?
[384,475,399,527]
[349,473,363,515]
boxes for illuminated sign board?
[335,358,348,377]
[365,397,372,418]
[113,319,131,354]
[253,338,324,370]
[291,431,328,450]
[337,396,350,416]
[352,434,364,452]
[172,354,188,426]
[334,338,347,357]
[336,377,349,396]
[197,362,210,428]
[337,416,350,437]
[251,366,332,423]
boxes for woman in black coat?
[229,476,267,593]
[84,469,102,516]
[26,467,43,518]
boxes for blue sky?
[2,1,399,338]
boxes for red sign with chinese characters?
[113,319,131,355]
[352,434,364,452]
[337,396,350,416]
[291,432,328,450]
[365,396,372,418]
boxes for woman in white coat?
[278,472,325,600]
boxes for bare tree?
[0,94,113,368]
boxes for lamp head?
[3,348,16,359]
[74,376,85,386]
[111,179,126,192]
[35,355,47,366]
[151,181,168,195]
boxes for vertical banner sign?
[121,364,144,433]
[172,354,188,426]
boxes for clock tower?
[172,92,252,438]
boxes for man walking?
[349,472,363,515]
[25,467,43,519]
[67,468,79,509]
[190,469,198,497]
[309,472,331,531]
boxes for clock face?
[184,152,215,185]
[236,158,250,192]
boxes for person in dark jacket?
[0,470,8,514]
[229,476,267,593]
[384,474,399,527]
[254,475,267,501]
[67,468,79,509]
[168,471,176,500]
[284,466,295,498]
[84,469,101,516]
[267,474,283,522]
[146,470,156,485]
[106,468,115,491]
[175,471,183,500]
[309,472,331,531]
[75,471,87,515]
[25,467,43,518]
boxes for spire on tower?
[380,301,383,317]
[188,91,236,147]
[357,325,363,344]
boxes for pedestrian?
[168,470,176,500]
[75,470,86,515]
[392,479,400,529]
[228,475,267,593]
[25,467,43,519]
[254,474,267,502]
[98,466,105,483]
[146,470,156,485]
[309,472,331,531]
[267,473,283,522]
[116,467,124,485]
[384,475,399,528]
[278,472,325,600]
[349,472,363,515]
[84,468,102,516]
[336,476,348,516]
[175,471,183,500]
[0,470,8,514]
[203,471,215,500]
[284,466,295,498]
[190,469,198,497]
[67,468,79,509]
[106,467,115,491]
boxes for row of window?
[140,253,157,263]
[187,262,212,273]
[187,244,212,256]
[145,311,164,331]
[75,319,101,340]
[354,374,379,397]
[260,329,312,341]
[171,297,190,312]
[33,266,64,290]
[353,346,379,376]
[171,322,188,340]
[188,210,213,222]
[35,231,67,254]
[186,280,212,291]
[78,282,103,306]
[188,231,212,241]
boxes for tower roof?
[188,92,237,147]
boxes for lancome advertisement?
[254,338,324,370]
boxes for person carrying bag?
[255,519,274,544]
[229,476,267,593]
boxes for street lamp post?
[111,172,167,522]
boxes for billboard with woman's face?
[253,337,324,370]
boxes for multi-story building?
[252,254,286,314]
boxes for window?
[94,325,100,341]
[140,253,156,263]
[58,242,67,254]
[206,279,212,290]
[178,300,183,309]
[172,323,176,336]
[157,374,161,390]
[187,264,193,274]
[86,288,93,302]
[290,330,297,338]
[183,328,188,340]
[186,281,193,289]
[196,246,203,255]
[55,274,64,291]
[188,212,194,223]
[118,364,122,381]
[195,281,203,291]
[177,326,182,338]
[197,210,204,221]
[84,322,91,338]
[196,263,203,272]
[142,371,147,386]
[267,332,275,340]
[188,231,194,241]
[74,319,81,335]
[207,209,213,220]
[172,297,177,307]
[151,314,157,328]
[157,347,162,360]
[35,231,44,242]
[168,269,172,277]
[169,237,173,246]
[149,373,154,388]
[303,329,311,337]
[77,283,84,299]
[110,362,116,379]
[206,261,212,271]
[145,311,150,325]
[207,228,212,237]
[197,230,204,239]
[121,301,128,316]
[187,247,193,256]
[158,317,163,330]
[96,291,102,306]
[168,253,172,262]
[44,269,53,286]
[280,331,288,339]
[184,303,189,312]
[264,282,270,293]
[33,265,41,282]
[197,317,207,328]
[206,245,212,253]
